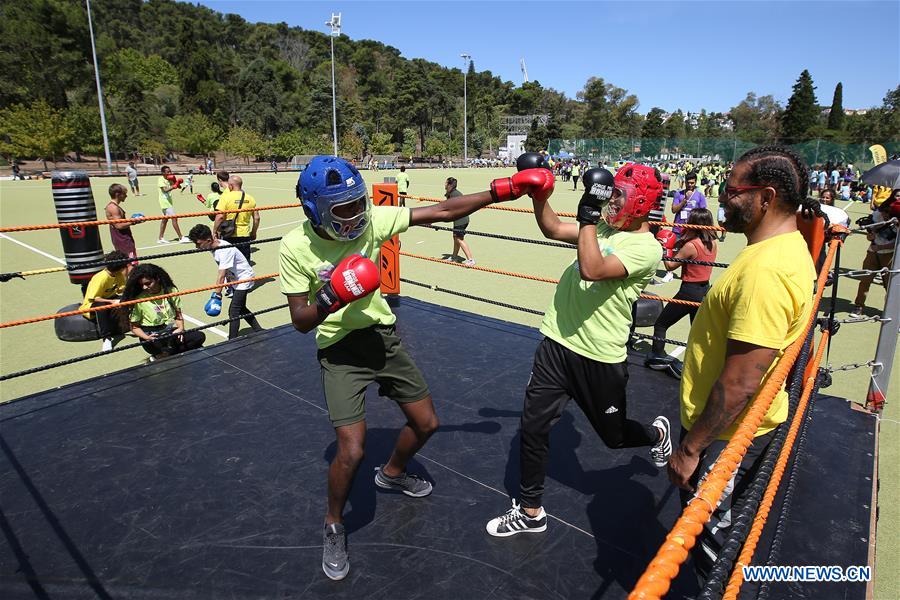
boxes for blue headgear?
[297,156,370,241]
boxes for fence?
[547,138,900,166]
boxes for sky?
[196,1,899,114]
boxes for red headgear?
[607,163,664,229]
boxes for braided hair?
[738,145,822,220]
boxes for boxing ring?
[0,297,876,599]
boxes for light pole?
[85,0,113,174]
[326,13,341,157]
[460,53,471,165]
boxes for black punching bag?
[51,171,104,285]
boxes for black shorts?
[452,223,468,239]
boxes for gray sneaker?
[649,416,672,468]
[374,465,433,497]
[322,523,349,580]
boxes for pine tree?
[827,82,844,130]
[781,70,818,141]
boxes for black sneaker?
[649,416,672,468]
[374,465,433,497]
[322,523,349,581]
[485,499,547,537]
[645,354,674,371]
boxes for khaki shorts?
[317,325,430,427]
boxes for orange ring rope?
[628,237,840,600]
[398,250,701,307]
[0,274,279,329]
[721,328,830,600]
[0,203,302,233]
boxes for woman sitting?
[121,263,205,360]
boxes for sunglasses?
[719,185,771,201]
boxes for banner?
[869,144,887,165]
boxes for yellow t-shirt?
[80,268,126,318]
[872,186,891,208]
[680,231,815,439]
[218,190,257,237]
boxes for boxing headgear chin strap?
[610,163,664,229]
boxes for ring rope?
[630,331,689,348]
[628,237,840,600]
[0,203,302,233]
[416,224,730,268]
[0,237,283,280]
[399,250,702,307]
[0,303,289,382]
[0,274,279,329]
[400,277,546,316]
[721,332,830,600]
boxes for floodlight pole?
[327,13,341,157]
[461,53,470,165]
[86,0,113,174]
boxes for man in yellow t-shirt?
[667,146,815,583]
[214,175,259,261]
[80,251,130,351]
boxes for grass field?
[1,167,898,597]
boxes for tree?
[641,107,666,156]
[221,126,266,164]
[138,138,167,166]
[578,77,640,137]
[524,117,549,152]
[827,82,844,130]
[369,132,395,155]
[65,104,103,162]
[341,129,365,159]
[0,100,74,170]
[729,92,782,143]
[781,70,818,142]
[401,128,418,158]
[166,113,223,155]
[424,131,448,159]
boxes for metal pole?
[814,139,821,165]
[85,0,112,174]
[866,227,900,412]
[330,34,338,157]
[461,53,470,165]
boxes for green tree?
[138,138,167,166]
[524,118,549,152]
[65,104,103,162]
[729,93,782,143]
[341,129,365,159]
[0,100,74,169]
[401,128,418,158]
[105,48,179,95]
[369,132,395,155]
[166,112,223,155]
[827,82,844,130]
[424,131,449,159]
[578,77,640,137]
[781,69,818,142]
[221,126,266,164]
[641,107,666,156]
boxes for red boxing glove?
[176,178,184,188]
[315,254,380,313]
[656,229,677,258]
[490,168,555,203]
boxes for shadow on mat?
[479,407,698,599]
[324,420,501,535]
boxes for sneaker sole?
[374,473,433,497]
[646,362,672,371]
[322,561,349,581]
[485,523,547,537]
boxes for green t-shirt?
[129,290,182,327]
[205,192,220,211]
[540,223,661,363]
[396,172,410,194]
[157,176,173,209]
[279,206,411,348]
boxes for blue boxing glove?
[130,213,145,220]
[204,292,222,316]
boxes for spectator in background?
[11,160,22,180]
[214,175,259,263]
[189,224,264,340]
[121,263,206,361]
[671,172,707,238]
[852,192,899,315]
[156,166,189,244]
[80,250,129,352]
[207,157,214,173]
[645,209,718,376]
[105,183,139,262]
[396,165,410,207]
[442,177,475,266]
[817,167,827,193]
[126,161,142,196]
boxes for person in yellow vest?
[571,161,581,190]
[213,175,259,262]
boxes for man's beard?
[724,203,753,233]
